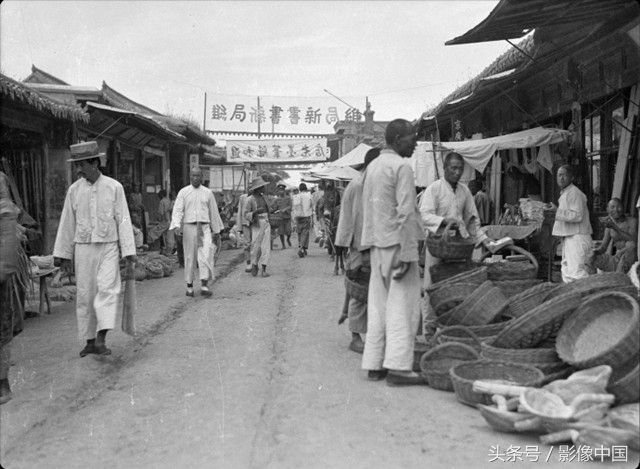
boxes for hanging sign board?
[226,138,329,163]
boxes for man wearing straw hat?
[54,141,136,357]
[170,166,224,297]
[244,177,272,277]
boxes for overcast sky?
[1,1,508,125]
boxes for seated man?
[592,198,638,273]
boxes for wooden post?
[612,84,639,198]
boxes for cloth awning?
[331,143,373,167]
[435,127,571,173]
[310,165,360,181]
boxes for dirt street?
[1,243,638,469]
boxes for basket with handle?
[344,277,368,304]
[481,245,539,281]
[419,341,479,391]
[426,220,475,261]
[506,282,559,319]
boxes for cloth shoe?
[251,265,258,277]
[186,287,194,297]
[367,369,388,381]
[79,343,96,357]
[244,264,252,273]
[201,285,212,297]
[93,344,112,356]
[386,371,427,386]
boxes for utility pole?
[203,92,207,132]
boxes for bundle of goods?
[480,245,538,282]
[122,252,176,281]
[519,198,546,226]
[473,365,640,452]
[556,291,639,404]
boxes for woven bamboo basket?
[430,282,478,316]
[480,338,560,364]
[556,291,640,369]
[429,261,481,284]
[546,272,633,300]
[491,290,583,349]
[440,281,508,326]
[538,366,574,386]
[426,221,475,261]
[607,363,640,404]
[412,342,430,372]
[427,266,488,294]
[450,360,544,407]
[434,322,512,353]
[344,277,368,304]
[506,282,560,319]
[419,342,479,391]
[494,279,544,298]
[481,245,539,281]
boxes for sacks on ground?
[134,265,147,281]
[145,260,165,279]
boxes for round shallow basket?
[607,363,640,404]
[429,261,481,285]
[480,338,560,364]
[450,360,545,407]
[434,322,513,353]
[419,342,479,391]
[556,291,640,369]
[491,290,583,349]
[412,342,430,372]
[546,272,633,300]
[481,245,539,281]
[427,266,488,295]
[430,282,478,316]
[494,279,544,298]
[426,221,475,261]
[506,282,559,319]
[440,281,508,326]
[344,277,368,304]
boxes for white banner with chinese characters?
[206,95,366,135]
[226,138,329,163]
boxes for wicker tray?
[426,221,475,260]
[491,291,583,349]
[430,282,478,316]
[607,363,640,404]
[546,272,633,300]
[427,267,488,295]
[480,338,560,364]
[419,342,479,391]
[506,282,559,319]
[481,245,539,281]
[450,360,544,407]
[556,291,640,369]
[494,279,544,298]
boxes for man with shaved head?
[360,119,426,386]
[170,166,224,297]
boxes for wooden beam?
[612,83,639,198]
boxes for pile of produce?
[122,252,176,281]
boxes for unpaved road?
[1,243,638,469]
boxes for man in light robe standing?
[244,177,272,277]
[549,165,593,282]
[360,119,425,386]
[420,153,492,302]
[336,148,381,354]
[170,167,224,297]
[292,183,313,258]
[54,141,136,357]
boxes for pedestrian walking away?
[360,119,426,386]
[236,191,253,272]
[169,166,224,297]
[292,182,313,258]
[244,177,272,277]
[53,141,137,357]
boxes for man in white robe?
[170,167,224,297]
[360,120,425,386]
[54,141,136,357]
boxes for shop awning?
[446,0,637,45]
[331,143,373,167]
[435,127,571,172]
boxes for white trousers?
[561,234,592,283]
[362,245,421,371]
[74,242,121,341]
[250,217,271,266]
[183,223,215,284]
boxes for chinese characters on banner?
[226,139,329,163]
[207,95,365,135]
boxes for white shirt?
[292,191,313,218]
[420,178,487,244]
[169,184,224,233]
[53,174,135,259]
[360,149,424,263]
[552,184,592,237]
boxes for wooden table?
[28,267,59,315]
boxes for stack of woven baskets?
[421,271,640,408]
